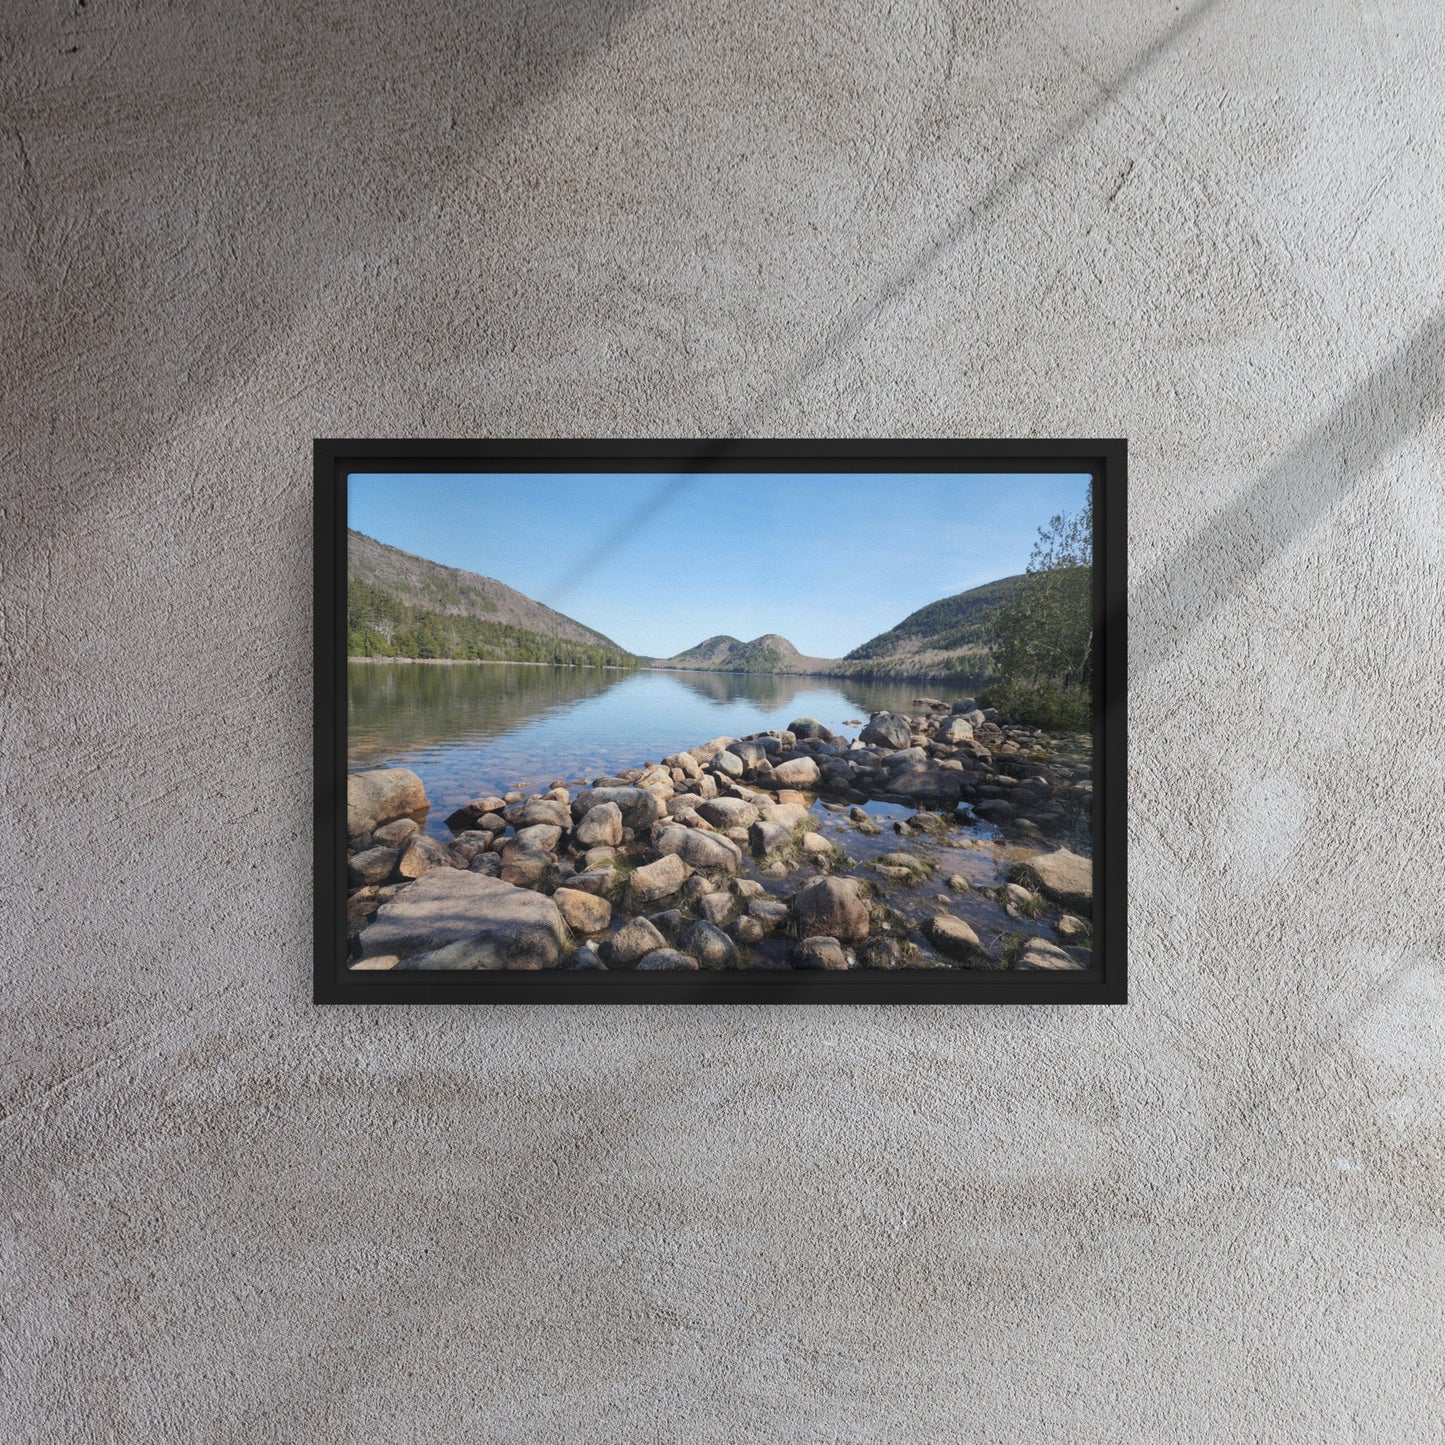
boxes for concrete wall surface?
[4,0,1443,1439]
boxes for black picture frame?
[315,439,1126,1004]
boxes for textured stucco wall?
[4,1,1443,1439]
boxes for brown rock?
[348,767,429,837]
[791,877,869,942]
[552,887,611,934]
[628,853,691,905]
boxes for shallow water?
[348,662,955,838]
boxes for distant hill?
[653,633,837,675]
[835,574,1024,682]
[347,530,637,666]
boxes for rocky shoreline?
[344,699,1095,973]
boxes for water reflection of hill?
[348,662,621,763]
[656,668,951,718]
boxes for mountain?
[347,530,636,666]
[836,574,1024,681]
[652,633,837,675]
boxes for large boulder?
[728,739,771,768]
[791,877,869,942]
[571,786,663,832]
[710,750,745,778]
[1021,848,1093,914]
[885,770,964,804]
[358,869,567,970]
[499,844,553,887]
[347,846,399,888]
[348,767,428,837]
[935,716,975,745]
[552,888,612,934]
[680,920,737,969]
[793,936,848,970]
[697,797,760,831]
[787,717,835,742]
[652,825,743,872]
[519,797,571,830]
[573,801,624,847]
[859,713,911,750]
[397,834,460,880]
[604,917,667,965]
[771,756,821,788]
[628,852,691,905]
[749,820,794,857]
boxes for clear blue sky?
[349,471,1091,658]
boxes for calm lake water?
[349,663,955,838]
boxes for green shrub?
[979,679,1091,732]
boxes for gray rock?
[750,820,794,856]
[859,713,911,750]
[696,892,736,927]
[652,824,743,872]
[793,935,848,970]
[697,797,760,830]
[1017,938,1087,971]
[499,845,553,887]
[1056,913,1089,941]
[730,878,765,899]
[635,948,699,971]
[747,898,790,930]
[772,756,821,788]
[552,887,611,934]
[787,717,835,742]
[573,801,624,848]
[372,817,420,848]
[935,716,975,745]
[562,943,606,970]
[347,846,399,888]
[1020,848,1093,913]
[648,908,686,939]
[359,869,567,970]
[950,698,978,714]
[730,916,765,946]
[792,877,870,942]
[566,869,615,897]
[681,920,737,969]
[628,852,691,904]
[728,739,770,768]
[603,917,668,965]
[513,823,563,852]
[923,914,983,961]
[571,786,663,832]
[467,853,502,878]
[799,832,833,856]
[711,750,745,778]
[349,767,429,837]
[520,798,571,830]
[886,770,964,803]
[397,834,460,880]
[878,851,930,875]
[758,803,808,829]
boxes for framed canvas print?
[315,439,1126,1003]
